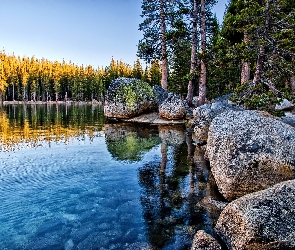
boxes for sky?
[0,0,227,68]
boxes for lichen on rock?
[104,77,157,118]
[159,93,186,120]
[215,180,295,250]
[191,230,222,250]
[206,110,295,201]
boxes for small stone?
[152,85,168,105]
[275,98,294,111]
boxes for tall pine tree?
[138,0,178,91]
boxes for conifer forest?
[0,0,294,113]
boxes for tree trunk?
[32,92,36,102]
[12,83,15,101]
[290,76,295,93]
[186,0,198,106]
[253,1,270,86]
[160,0,168,91]
[198,0,206,106]
[253,45,265,85]
[23,86,26,102]
[241,0,250,84]
[241,61,251,84]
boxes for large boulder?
[215,180,295,250]
[191,230,222,250]
[159,94,186,120]
[193,102,243,142]
[104,78,157,118]
[206,110,295,200]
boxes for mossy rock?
[104,78,157,118]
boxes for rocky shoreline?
[104,78,295,249]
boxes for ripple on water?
[0,136,147,249]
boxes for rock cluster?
[103,84,295,249]
[190,101,295,249]
[104,78,188,122]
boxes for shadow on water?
[0,104,225,249]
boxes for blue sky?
[0,0,227,68]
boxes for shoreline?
[1,100,104,105]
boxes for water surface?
[0,104,222,249]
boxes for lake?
[0,103,222,250]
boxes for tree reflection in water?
[0,103,106,151]
[138,125,225,249]
[0,104,225,249]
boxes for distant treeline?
[0,51,162,102]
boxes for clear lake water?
[0,104,222,250]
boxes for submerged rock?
[104,78,157,118]
[206,110,295,200]
[159,94,186,120]
[125,242,154,250]
[191,230,222,250]
[215,180,295,250]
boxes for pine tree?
[132,59,143,79]
[138,0,177,91]
[230,0,295,111]
[149,60,162,86]
[240,0,251,84]
[0,54,8,102]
